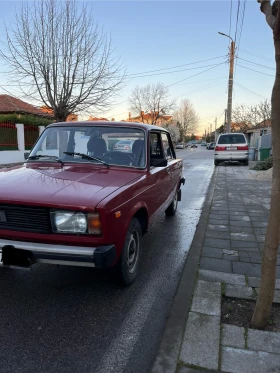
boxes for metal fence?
[24,125,39,150]
[0,123,18,151]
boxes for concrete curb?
[151,171,216,373]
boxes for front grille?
[0,205,51,234]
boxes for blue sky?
[0,1,275,135]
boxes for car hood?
[0,163,143,210]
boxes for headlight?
[51,211,102,235]
[52,211,87,233]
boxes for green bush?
[252,157,273,171]
[0,114,53,127]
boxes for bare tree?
[128,83,175,125]
[162,122,180,143]
[232,99,271,131]
[0,0,125,122]
[251,0,280,329]
[173,99,199,141]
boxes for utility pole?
[219,32,235,133]
[224,109,227,133]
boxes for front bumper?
[0,239,116,269]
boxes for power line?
[236,57,275,70]
[229,0,233,40]
[236,0,247,51]
[125,55,227,77]
[166,62,227,88]
[177,79,227,99]
[127,62,228,79]
[234,0,241,43]
[236,63,275,76]
[238,48,274,63]
[234,81,268,98]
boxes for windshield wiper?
[27,155,63,164]
[64,152,109,168]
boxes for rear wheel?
[165,191,178,216]
[116,218,142,286]
[214,160,219,166]
[243,159,249,166]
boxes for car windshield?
[218,134,246,144]
[29,126,146,168]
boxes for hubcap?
[127,231,139,274]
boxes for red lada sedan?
[0,121,185,285]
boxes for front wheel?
[214,160,219,166]
[116,218,142,286]
[165,191,178,216]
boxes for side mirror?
[150,158,168,167]
[24,152,30,160]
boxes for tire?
[116,218,142,286]
[243,159,249,166]
[214,160,219,166]
[165,191,178,216]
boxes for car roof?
[218,133,245,136]
[47,120,170,133]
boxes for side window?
[161,133,174,160]
[150,132,163,159]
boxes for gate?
[0,123,18,151]
[24,125,39,150]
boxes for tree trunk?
[251,35,280,328]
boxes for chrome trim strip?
[0,239,96,256]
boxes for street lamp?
[218,31,235,133]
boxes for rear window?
[117,140,132,144]
[218,134,246,144]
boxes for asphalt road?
[0,146,215,373]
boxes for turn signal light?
[88,213,102,235]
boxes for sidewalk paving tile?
[221,325,245,349]
[201,247,223,259]
[221,346,280,373]
[225,284,255,300]
[255,288,280,303]
[247,329,280,354]
[230,233,256,241]
[204,238,230,249]
[191,280,221,316]
[232,262,255,275]
[247,276,280,290]
[180,312,220,370]
[205,231,231,240]
[200,257,232,273]
[177,368,217,373]
[207,224,230,232]
[230,220,252,227]
[231,240,259,250]
[198,269,246,286]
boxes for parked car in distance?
[0,121,185,286]
[208,142,216,150]
[214,133,249,166]
[113,139,135,152]
[201,142,207,146]
[175,142,184,149]
[191,143,198,148]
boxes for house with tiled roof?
[0,95,53,118]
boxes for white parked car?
[214,133,249,166]
[175,143,184,149]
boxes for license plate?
[226,147,237,150]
